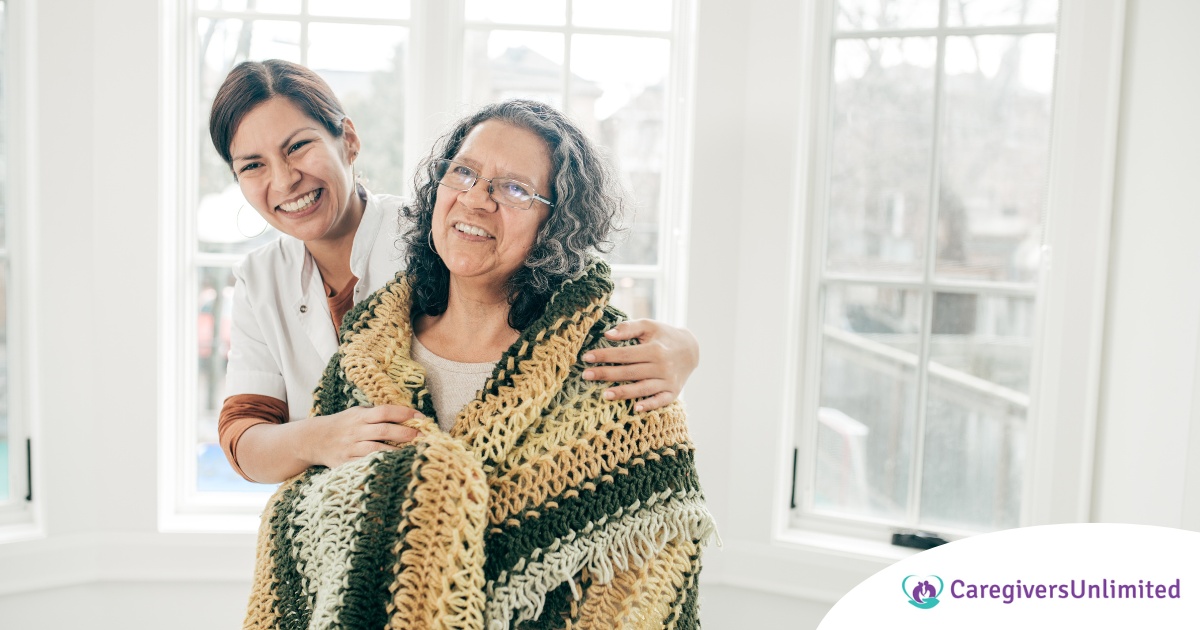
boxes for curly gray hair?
[401,99,625,330]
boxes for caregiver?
[208,59,699,484]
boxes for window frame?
[158,0,698,531]
[0,0,36,532]
[790,0,1060,541]
[702,0,1127,603]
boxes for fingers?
[364,421,420,444]
[348,440,398,460]
[333,426,417,467]
[583,342,667,367]
[602,379,673,404]
[602,319,655,341]
[363,405,426,423]
[583,362,659,384]
[630,391,677,413]
[388,425,420,444]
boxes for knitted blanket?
[245,261,716,629]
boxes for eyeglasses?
[433,159,554,210]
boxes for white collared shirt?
[225,190,409,421]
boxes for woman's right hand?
[301,405,424,469]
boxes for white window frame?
[707,0,1127,602]
[791,1,1060,542]
[159,0,697,531]
[0,0,37,534]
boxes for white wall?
[1091,0,1200,528]
[1,0,1199,628]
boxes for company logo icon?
[902,575,944,609]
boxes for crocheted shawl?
[245,261,716,629]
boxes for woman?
[208,60,700,483]
[246,100,715,629]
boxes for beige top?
[410,335,496,432]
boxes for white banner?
[818,523,1197,629]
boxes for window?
[172,1,413,506]
[793,0,1060,536]
[165,0,695,520]
[461,0,690,321]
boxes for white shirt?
[225,190,409,421]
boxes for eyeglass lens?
[435,159,537,209]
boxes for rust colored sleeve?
[218,394,289,482]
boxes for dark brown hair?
[208,59,347,167]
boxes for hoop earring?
[427,230,438,255]
[236,204,268,239]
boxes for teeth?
[455,222,493,238]
[280,189,320,213]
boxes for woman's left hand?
[581,319,700,412]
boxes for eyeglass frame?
[432,158,554,210]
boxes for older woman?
[208,60,700,483]
[245,101,715,629]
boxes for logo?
[903,574,944,609]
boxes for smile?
[279,189,321,213]
[455,222,494,238]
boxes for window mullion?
[460,21,670,39]
[833,23,1056,40]
[562,1,573,103]
[299,0,309,65]
[905,0,951,528]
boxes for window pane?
[309,24,409,197]
[813,284,923,521]
[570,35,670,266]
[610,276,656,320]
[947,0,1059,27]
[197,184,281,255]
[572,0,672,31]
[826,38,936,277]
[197,19,301,79]
[836,0,938,31]
[195,267,272,493]
[463,30,565,108]
[930,292,1034,394]
[465,0,566,26]
[196,19,299,255]
[196,267,234,438]
[197,0,300,13]
[920,381,1025,531]
[309,0,410,20]
[937,35,1056,283]
[824,283,923,353]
